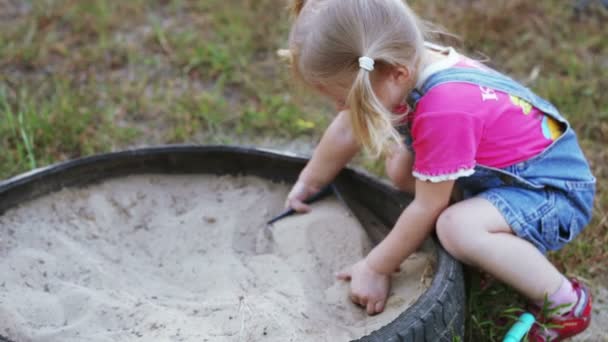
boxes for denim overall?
[406,68,596,254]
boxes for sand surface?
[0,175,434,342]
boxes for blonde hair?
[287,0,427,156]
[289,0,306,17]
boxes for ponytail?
[278,1,306,68]
[348,62,402,157]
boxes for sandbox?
[0,174,434,342]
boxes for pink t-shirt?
[406,50,564,182]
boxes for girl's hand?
[285,180,320,213]
[336,258,391,315]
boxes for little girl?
[282,0,596,340]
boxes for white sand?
[0,174,434,342]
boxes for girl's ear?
[392,66,412,84]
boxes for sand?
[0,174,434,342]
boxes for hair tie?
[358,56,375,72]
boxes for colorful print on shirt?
[409,56,565,182]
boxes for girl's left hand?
[336,258,391,315]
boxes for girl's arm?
[366,179,454,273]
[337,179,454,315]
[287,110,361,211]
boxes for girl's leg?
[437,196,593,340]
[435,197,563,301]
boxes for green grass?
[0,80,137,177]
[0,0,606,340]
[465,272,525,341]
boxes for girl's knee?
[436,208,472,259]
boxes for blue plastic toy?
[503,312,535,342]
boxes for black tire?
[0,145,465,342]
[354,243,465,342]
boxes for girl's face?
[315,66,413,114]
